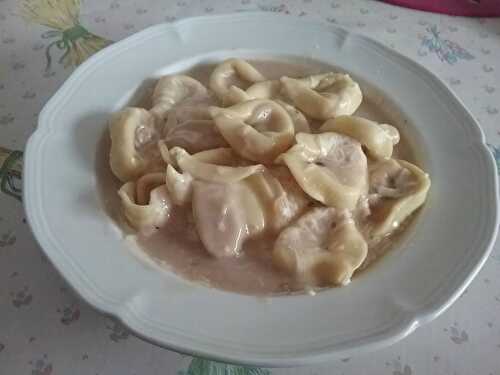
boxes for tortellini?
[164,95,218,132]
[210,99,295,163]
[118,172,172,235]
[109,107,164,182]
[278,132,368,210]
[367,159,431,239]
[245,80,281,100]
[192,180,266,257]
[209,58,266,106]
[244,166,311,233]
[109,58,431,292]
[192,166,310,258]
[157,140,175,166]
[273,207,337,280]
[320,116,400,159]
[150,75,209,122]
[280,73,362,120]
[172,147,264,183]
[327,216,369,285]
[165,164,193,206]
[273,207,368,286]
[243,81,311,133]
[275,100,311,133]
[165,119,228,154]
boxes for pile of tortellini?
[109,58,431,288]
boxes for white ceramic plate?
[24,13,498,367]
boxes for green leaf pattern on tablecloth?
[179,358,271,375]
[0,147,22,201]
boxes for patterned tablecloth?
[1,0,499,374]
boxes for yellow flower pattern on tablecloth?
[19,0,112,72]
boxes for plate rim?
[24,13,499,367]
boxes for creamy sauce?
[97,59,422,295]
[141,226,298,295]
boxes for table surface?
[1,0,500,374]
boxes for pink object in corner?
[382,0,500,17]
